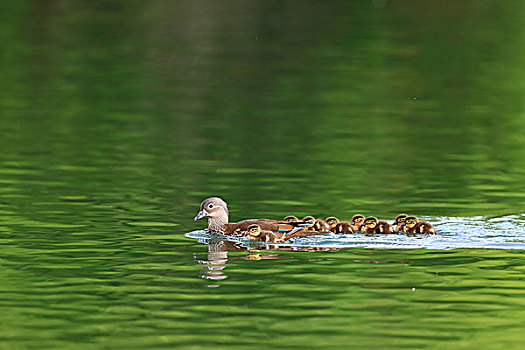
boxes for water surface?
[1,0,525,349]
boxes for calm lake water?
[1,1,525,349]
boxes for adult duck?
[194,197,308,236]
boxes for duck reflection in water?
[194,234,339,286]
[194,238,239,286]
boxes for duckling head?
[352,214,365,226]
[302,216,316,228]
[403,216,418,229]
[362,216,378,229]
[248,224,262,238]
[283,215,299,223]
[325,217,339,229]
[394,214,407,223]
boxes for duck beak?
[194,210,208,221]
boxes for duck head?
[403,216,418,229]
[248,224,262,239]
[362,216,378,229]
[394,213,408,224]
[394,213,408,229]
[302,216,316,229]
[194,197,229,232]
[325,217,339,229]
[352,214,365,226]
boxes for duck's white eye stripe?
[208,203,214,209]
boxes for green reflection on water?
[0,0,525,349]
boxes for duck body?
[334,221,354,234]
[375,221,395,234]
[247,223,326,241]
[285,230,327,240]
[313,219,330,232]
[414,221,437,234]
[223,219,295,236]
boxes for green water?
[1,1,525,349]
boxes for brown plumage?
[285,230,326,240]
[402,216,437,234]
[194,197,306,236]
[325,217,339,232]
[334,221,354,234]
[351,214,365,232]
[313,219,330,232]
[361,216,395,234]
[393,214,408,232]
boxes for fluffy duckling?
[334,221,354,234]
[283,215,299,223]
[194,197,308,236]
[351,214,365,232]
[300,216,329,231]
[393,214,408,232]
[325,217,339,232]
[247,224,283,243]
[361,216,395,234]
[402,216,437,234]
[313,218,330,232]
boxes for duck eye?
[208,203,214,209]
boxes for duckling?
[247,224,283,243]
[402,216,437,234]
[283,215,299,223]
[334,221,354,234]
[393,214,408,232]
[313,218,330,232]
[351,214,365,232]
[325,217,339,232]
[361,216,395,234]
[300,216,329,231]
[194,197,308,236]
